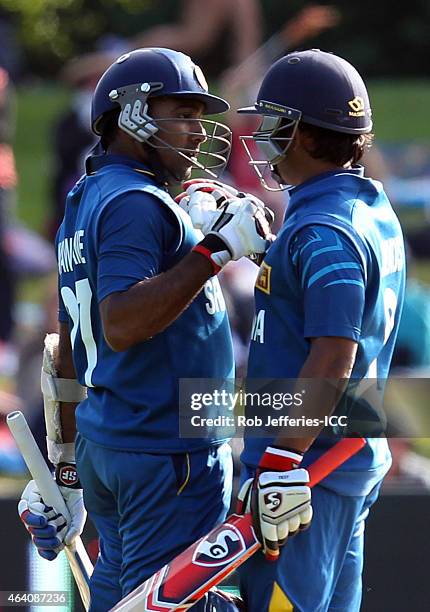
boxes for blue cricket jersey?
[242,167,406,495]
[56,154,234,453]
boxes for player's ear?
[296,125,317,156]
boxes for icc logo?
[193,525,246,567]
[264,492,282,512]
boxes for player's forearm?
[274,337,357,453]
[56,322,78,444]
[101,252,213,351]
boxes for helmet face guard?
[106,82,231,179]
[239,102,302,191]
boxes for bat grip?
[308,437,366,487]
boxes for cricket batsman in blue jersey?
[17,48,275,611]
[236,49,406,612]
[180,49,406,611]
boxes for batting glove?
[193,198,275,274]
[176,178,275,236]
[238,447,312,561]
[18,465,86,561]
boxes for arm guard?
[41,334,87,465]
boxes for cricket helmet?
[238,49,372,189]
[91,48,231,177]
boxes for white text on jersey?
[251,309,265,343]
[204,277,226,315]
[58,230,86,274]
[380,236,404,277]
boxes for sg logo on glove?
[264,492,282,511]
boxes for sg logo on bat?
[193,524,247,567]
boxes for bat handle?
[7,411,93,611]
[308,437,366,487]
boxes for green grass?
[369,80,430,141]
[15,85,69,233]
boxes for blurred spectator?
[383,438,430,493]
[48,51,118,238]
[219,259,259,377]
[0,389,25,475]
[0,65,18,376]
[0,12,23,81]
[133,0,262,80]
[220,4,341,100]
[391,247,430,370]
[0,276,57,475]
[10,277,59,466]
[392,276,430,369]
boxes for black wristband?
[55,462,81,489]
[199,233,232,257]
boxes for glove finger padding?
[208,200,274,261]
[19,481,67,558]
[259,520,279,558]
[177,191,225,234]
[61,487,87,545]
[238,468,312,560]
[299,505,313,529]
[182,178,239,199]
[236,477,253,515]
[18,478,87,557]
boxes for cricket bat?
[111,437,366,611]
[7,410,93,611]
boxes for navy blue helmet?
[238,49,372,189]
[91,48,231,177]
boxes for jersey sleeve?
[97,191,179,303]
[58,283,68,323]
[55,231,69,323]
[291,225,366,341]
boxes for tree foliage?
[0,0,152,76]
[1,0,430,78]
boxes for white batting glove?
[18,469,86,561]
[177,190,220,234]
[238,448,312,561]
[179,178,240,204]
[193,198,275,274]
[176,178,275,237]
[208,198,275,260]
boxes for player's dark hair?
[98,109,121,150]
[298,122,374,166]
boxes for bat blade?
[111,437,366,611]
[113,514,258,611]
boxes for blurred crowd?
[1,0,430,492]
